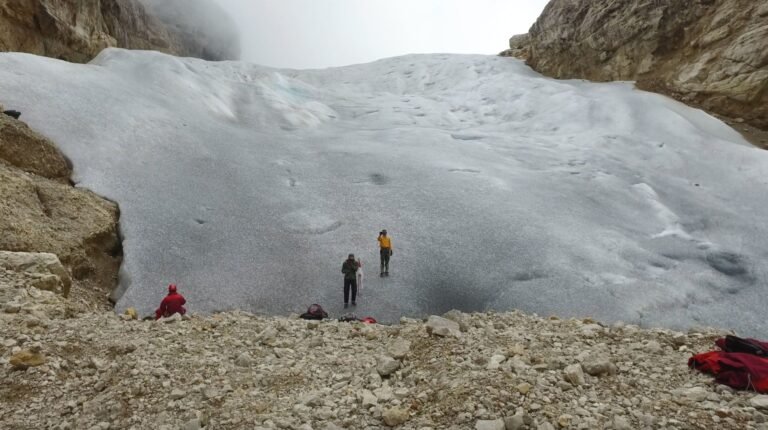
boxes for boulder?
[382,406,409,427]
[564,363,586,386]
[425,315,462,338]
[750,395,768,410]
[581,353,617,377]
[475,419,505,430]
[376,355,400,377]
[0,114,71,180]
[386,338,411,359]
[9,349,46,370]
[0,251,71,297]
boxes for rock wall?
[506,0,768,130]
[0,111,121,306]
[0,0,239,62]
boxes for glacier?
[1,49,767,335]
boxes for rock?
[672,387,709,404]
[386,338,411,359]
[124,308,138,320]
[581,353,616,377]
[487,354,506,370]
[536,422,555,430]
[645,340,663,354]
[0,115,122,306]
[9,349,46,369]
[376,355,400,377]
[613,415,631,430]
[751,395,768,410]
[3,303,21,314]
[0,251,71,297]
[0,114,71,180]
[170,389,186,400]
[557,414,573,428]
[159,313,182,324]
[442,309,471,332]
[360,389,378,407]
[0,0,239,63]
[564,364,586,386]
[183,419,201,430]
[475,419,505,430]
[382,406,409,426]
[509,0,768,130]
[504,414,526,430]
[425,315,462,338]
[516,382,533,394]
[235,352,253,367]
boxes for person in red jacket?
[155,284,187,319]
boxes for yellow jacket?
[378,235,392,249]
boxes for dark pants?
[380,248,391,273]
[344,278,358,303]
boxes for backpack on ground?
[300,304,328,320]
[717,335,768,356]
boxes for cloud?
[209,0,548,68]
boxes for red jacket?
[155,292,187,319]
[689,336,768,393]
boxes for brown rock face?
[510,0,768,130]
[0,0,239,62]
[0,114,121,306]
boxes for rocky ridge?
[503,0,768,132]
[0,0,239,63]
[0,109,121,307]
[3,277,768,430]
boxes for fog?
[211,0,549,68]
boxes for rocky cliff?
[504,0,768,130]
[0,110,121,306]
[0,0,239,62]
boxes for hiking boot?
[380,272,384,277]
[385,271,389,276]
[352,301,356,306]
[344,303,349,309]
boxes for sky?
[212,0,550,69]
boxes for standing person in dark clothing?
[378,229,393,277]
[341,254,360,307]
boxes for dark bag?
[300,304,328,320]
[717,335,768,356]
[3,110,21,119]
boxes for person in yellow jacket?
[377,229,393,277]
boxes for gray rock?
[183,419,201,430]
[475,419,505,430]
[425,315,462,338]
[170,389,186,400]
[377,355,401,377]
[564,363,586,386]
[751,395,768,410]
[360,389,378,407]
[382,406,409,426]
[387,338,411,359]
[672,387,709,404]
[613,415,631,430]
[581,353,616,376]
[235,352,253,367]
[504,414,526,430]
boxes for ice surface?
[1,50,767,335]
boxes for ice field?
[1,49,767,334]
